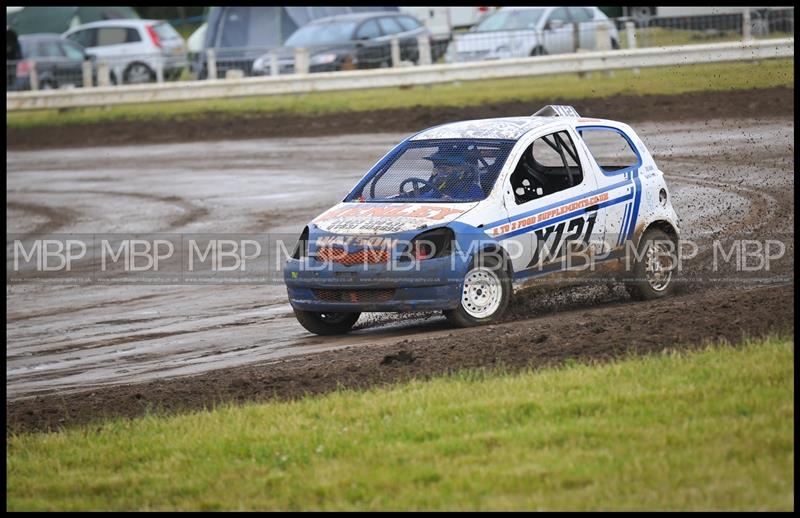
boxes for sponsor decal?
[315,235,397,249]
[492,192,609,237]
[315,204,463,222]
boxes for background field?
[7,337,794,511]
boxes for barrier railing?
[6,8,793,93]
[7,37,793,111]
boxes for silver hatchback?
[446,6,619,62]
[63,19,187,84]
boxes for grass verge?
[6,335,794,511]
[7,58,794,130]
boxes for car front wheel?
[293,309,361,335]
[444,254,512,327]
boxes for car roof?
[409,107,618,141]
[307,11,405,25]
[18,33,64,42]
[64,19,163,32]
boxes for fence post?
[29,60,39,90]
[269,51,279,76]
[294,47,309,74]
[155,59,164,83]
[206,48,217,80]
[572,23,580,52]
[742,8,752,42]
[595,23,612,50]
[417,35,432,66]
[625,21,637,49]
[390,37,401,67]
[97,61,110,86]
[625,21,641,76]
[82,60,93,88]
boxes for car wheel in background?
[39,80,56,90]
[293,310,361,335]
[444,253,512,327]
[626,227,678,301]
[530,45,546,56]
[124,62,155,84]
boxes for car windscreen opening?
[347,139,516,203]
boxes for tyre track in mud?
[6,112,794,432]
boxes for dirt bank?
[6,86,794,150]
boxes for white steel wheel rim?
[645,240,672,292]
[461,266,503,319]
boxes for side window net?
[510,131,584,205]
[579,128,639,172]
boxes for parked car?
[252,12,433,75]
[284,105,681,334]
[7,26,22,88]
[446,6,619,62]
[197,6,399,79]
[62,19,187,84]
[8,33,94,91]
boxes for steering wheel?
[399,177,440,197]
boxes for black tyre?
[124,62,155,84]
[530,46,547,56]
[626,227,678,301]
[444,253,512,327]
[293,309,361,335]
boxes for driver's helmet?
[424,144,483,198]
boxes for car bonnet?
[311,201,479,235]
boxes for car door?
[95,26,137,79]
[574,125,643,256]
[354,18,385,68]
[395,15,427,62]
[498,126,606,278]
[377,16,413,63]
[34,39,65,88]
[541,7,576,54]
[569,7,598,50]
[58,40,88,87]
[506,8,547,57]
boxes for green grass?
[619,27,795,49]
[7,336,794,511]
[7,58,794,130]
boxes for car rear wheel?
[293,309,361,335]
[124,62,155,84]
[626,227,678,300]
[444,254,511,327]
[530,45,546,56]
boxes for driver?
[420,147,484,200]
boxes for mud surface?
[7,87,794,151]
[8,284,794,433]
[6,95,794,433]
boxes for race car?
[284,105,680,335]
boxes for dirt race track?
[6,90,795,432]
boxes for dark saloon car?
[251,12,432,75]
[9,33,94,90]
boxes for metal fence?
[620,7,794,49]
[5,8,794,91]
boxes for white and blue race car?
[284,105,680,335]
